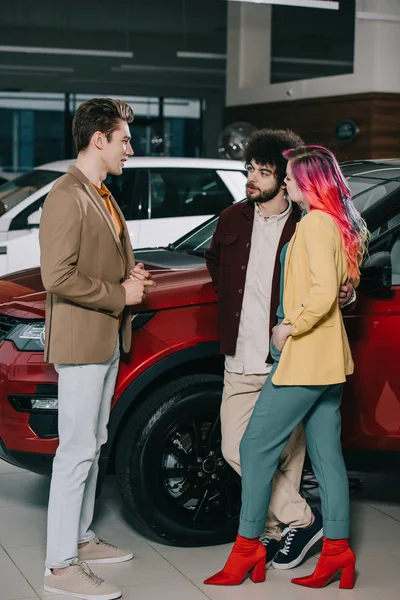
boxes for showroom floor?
[0,459,399,600]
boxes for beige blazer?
[39,165,135,364]
[272,210,354,386]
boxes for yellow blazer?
[272,210,354,386]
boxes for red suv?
[0,159,399,547]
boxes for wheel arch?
[103,341,223,471]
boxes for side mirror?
[360,251,392,290]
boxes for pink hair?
[283,145,369,280]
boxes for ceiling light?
[177,51,227,60]
[113,64,225,75]
[0,45,133,58]
[357,11,400,22]
[227,0,339,9]
[0,64,74,73]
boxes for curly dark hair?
[243,128,304,187]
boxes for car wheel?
[115,374,241,546]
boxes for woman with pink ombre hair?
[204,146,368,590]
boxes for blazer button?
[241,265,246,270]
[235,311,240,317]
[119,278,124,283]
[246,243,250,248]
[239,289,243,294]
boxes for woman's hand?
[272,323,292,352]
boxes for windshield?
[0,169,63,216]
[174,169,400,255]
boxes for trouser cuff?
[323,518,350,539]
[78,531,96,544]
[238,518,266,539]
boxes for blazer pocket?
[220,233,239,265]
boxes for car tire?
[115,374,241,547]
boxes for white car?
[0,171,21,186]
[0,157,246,276]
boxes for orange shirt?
[92,182,126,325]
[92,182,123,239]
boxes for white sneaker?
[44,560,121,600]
[79,536,134,564]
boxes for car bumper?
[0,436,53,474]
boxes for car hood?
[0,248,216,319]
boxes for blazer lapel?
[109,193,135,274]
[68,166,125,262]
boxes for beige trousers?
[221,369,313,540]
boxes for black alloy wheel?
[115,374,241,546]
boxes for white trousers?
[45,341,120,569]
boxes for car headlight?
[5,321,45,351]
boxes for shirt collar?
[255,199,292,223]
[92,182,112,200]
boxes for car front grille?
[0,314,20,340]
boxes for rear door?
[342,174,400,451]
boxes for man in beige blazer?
[40,98,154,600]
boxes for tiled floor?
[0,458,399,600]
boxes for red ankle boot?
[291,538,356,589]
[204,534,266,586]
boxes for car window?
[104,169,148,221]
[391,228,400,286]
[370,212,400,242]
[9,193,48,230]
[149,169,233,219]
[174,216,218,253]
[348,178,400,215]
[173,172,400,255]
[368,208,400,286]
[0,170,63,216]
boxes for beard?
[246,179,282,204]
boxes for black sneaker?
[271,507,323,570]
[258,533,281,568]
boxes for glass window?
[0,169,63,217]
[104,168,148,221]
[174,216,218,254]
[9,193,47,231]
[0,93,66,171]
[391,232,400,286]
[347,179,400,215]
[370,211,400,242]
[270,1,355,84]
[149,170,233,219]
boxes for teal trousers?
[238,363,350,540]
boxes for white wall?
[226,0,400,107]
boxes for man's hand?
[339,281,354,307]
[272,322,292,352]
[129,262,153,282]
[122,278,155,306]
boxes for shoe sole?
[272,528,323,571]
[44,585,121,600]
[82,553,134,564]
